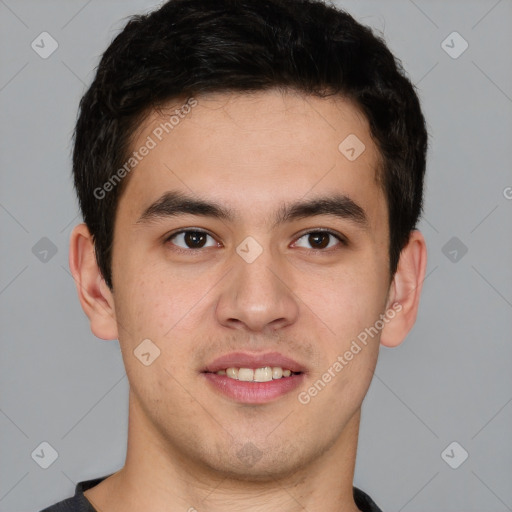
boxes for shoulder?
[353,486,383,512]
[39,494,88,512]
[38,475,112,512]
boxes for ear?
[380,230,427,348]
[68,223,118,340]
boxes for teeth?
[238,368,254,381]
[272,367,283,379]
[216,366,295,381]
[254,367,272,382]
[226,367,238,379]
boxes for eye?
[164,228,346,254]
[293,230,346,251]
[165,229,219,251]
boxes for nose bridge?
[215,236,299,332]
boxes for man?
[41,0,428,510]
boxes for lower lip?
[203,372,305,404]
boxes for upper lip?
[203,351,307,373]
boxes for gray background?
[1,0,511,510]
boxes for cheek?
[114,281,192,407]
[113,268,212,393]
[306,276,382,405]
[114,263,189,338]
[316,264,387,340]
[323,264,386,398]
[328,348,378,416]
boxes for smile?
[213,366,297,382]
[202,352,306,404]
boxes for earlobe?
[68,223,118,340]
[380,230,427,348]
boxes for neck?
[84,389,362,512]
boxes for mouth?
[208,366,300,381]
[201,352,306,404]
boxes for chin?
[195,439,314,483]
[213,458,301,483]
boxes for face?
[108,90,392,479]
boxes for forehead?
[118,89,385,229]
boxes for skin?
[70,89,427,512]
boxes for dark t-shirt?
[39,474,383,511]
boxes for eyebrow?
[136,190,369,230]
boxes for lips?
[202,351,307,374]
[201,351,307,404]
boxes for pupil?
[310,233,328,249]
[185,232,206,248]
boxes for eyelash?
[164,228,347,254]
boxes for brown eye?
[166,230,217,250]
[308,232,330,249]
[294,230,345,251]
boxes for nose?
[215,241,300,333]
